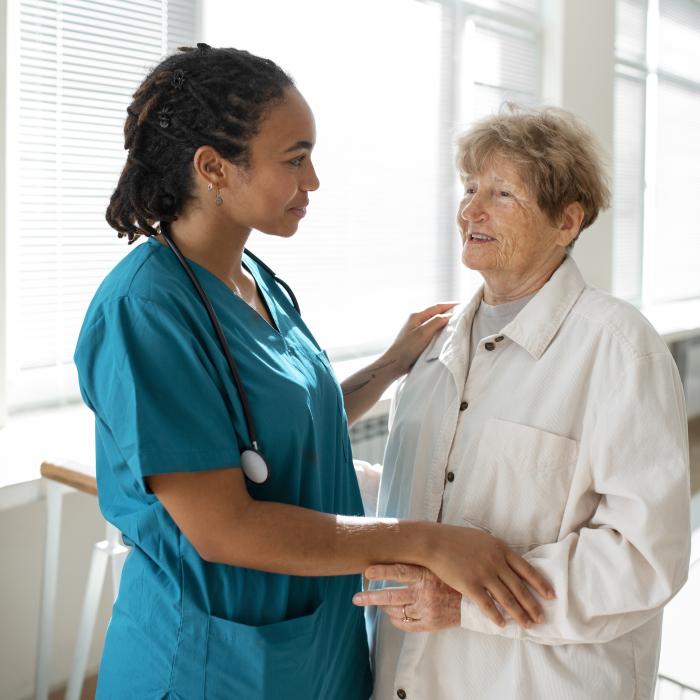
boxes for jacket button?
[397,691,407,699]
[495,335,504,342]
[446,471,455,483]
[459,401,469,411]
[485,341,496,351]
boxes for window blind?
[7,0,195,409]
[658,0,700,82]
[651,0,700,302]
[457,9,541,298]
[616,0,647,63]
[199,0,541,356]
[200,0,448,356]
[612,72,645,301]
[466,0,540,17]
[652,78,700,301]
[460,19,540,122]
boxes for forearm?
[460,526,689,644]
[341,354,401,426]
[203,498,433,576]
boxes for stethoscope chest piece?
[241,449,269,484]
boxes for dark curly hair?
[106,43,294,243]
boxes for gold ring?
[402,605,417,623]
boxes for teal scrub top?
[74,236,372,700]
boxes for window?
[456,0,541,298]
[200,0,541,353]
[3,0,542,414]
[613,0,700,304]
[5,0,195,411]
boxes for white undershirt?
[468,293,535,371]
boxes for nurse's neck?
[158,207,251,291]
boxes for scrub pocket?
[204,601,326,700]
[462,418,578,547]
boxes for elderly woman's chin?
[460,237,496,271]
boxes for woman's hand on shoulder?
[382,302,457,378]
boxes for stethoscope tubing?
[159,222,261,450]
[158,223,302,484]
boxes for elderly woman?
[353,107,691,699]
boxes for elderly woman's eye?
[500,191,511,197]
[464,187,477,195]
[289,156,305,167]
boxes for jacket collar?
[501,256,586,359]
[426,256,586,365]
[425,290,482,363]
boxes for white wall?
[0,0,7,428]
[0,491,114,700]
[542,0,616,292]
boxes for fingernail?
[537,614,544,624]
[365,567,376,579]
[353,595,363,605]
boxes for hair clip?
[196,42,212,53]
[157,106,173,128]
[171,69,186,89]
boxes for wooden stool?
[36,461,129,700]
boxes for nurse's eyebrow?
[284,140,314,152]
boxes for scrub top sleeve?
[78,295,242,481]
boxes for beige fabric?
[467,293,534,372]
[372,256,691,700]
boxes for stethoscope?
[159,222,300,485]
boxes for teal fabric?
[74,237,371,699]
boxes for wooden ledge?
[40,461,97,497]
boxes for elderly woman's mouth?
[469,233,496,242]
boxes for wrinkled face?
[457,155,566,278]
[226,86,319,237]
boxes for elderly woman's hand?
[381,302,457,377]
[353,564,461,632]
[355,526,554,629]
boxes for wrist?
[376,350,407,382]
[403,520,439,568]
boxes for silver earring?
[207,183,213,192]
[215,189,223,207]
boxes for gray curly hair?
[456,104,611,245]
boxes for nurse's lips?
[289,200,309,218]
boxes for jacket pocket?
[204,602,326,700]
[461,418,578,547]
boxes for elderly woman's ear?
[557,201,585,247]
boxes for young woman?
[74,45,553,699]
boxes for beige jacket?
[372,257,691,700]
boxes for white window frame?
[614,0,700,305]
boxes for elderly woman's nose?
[459,196,485,222]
